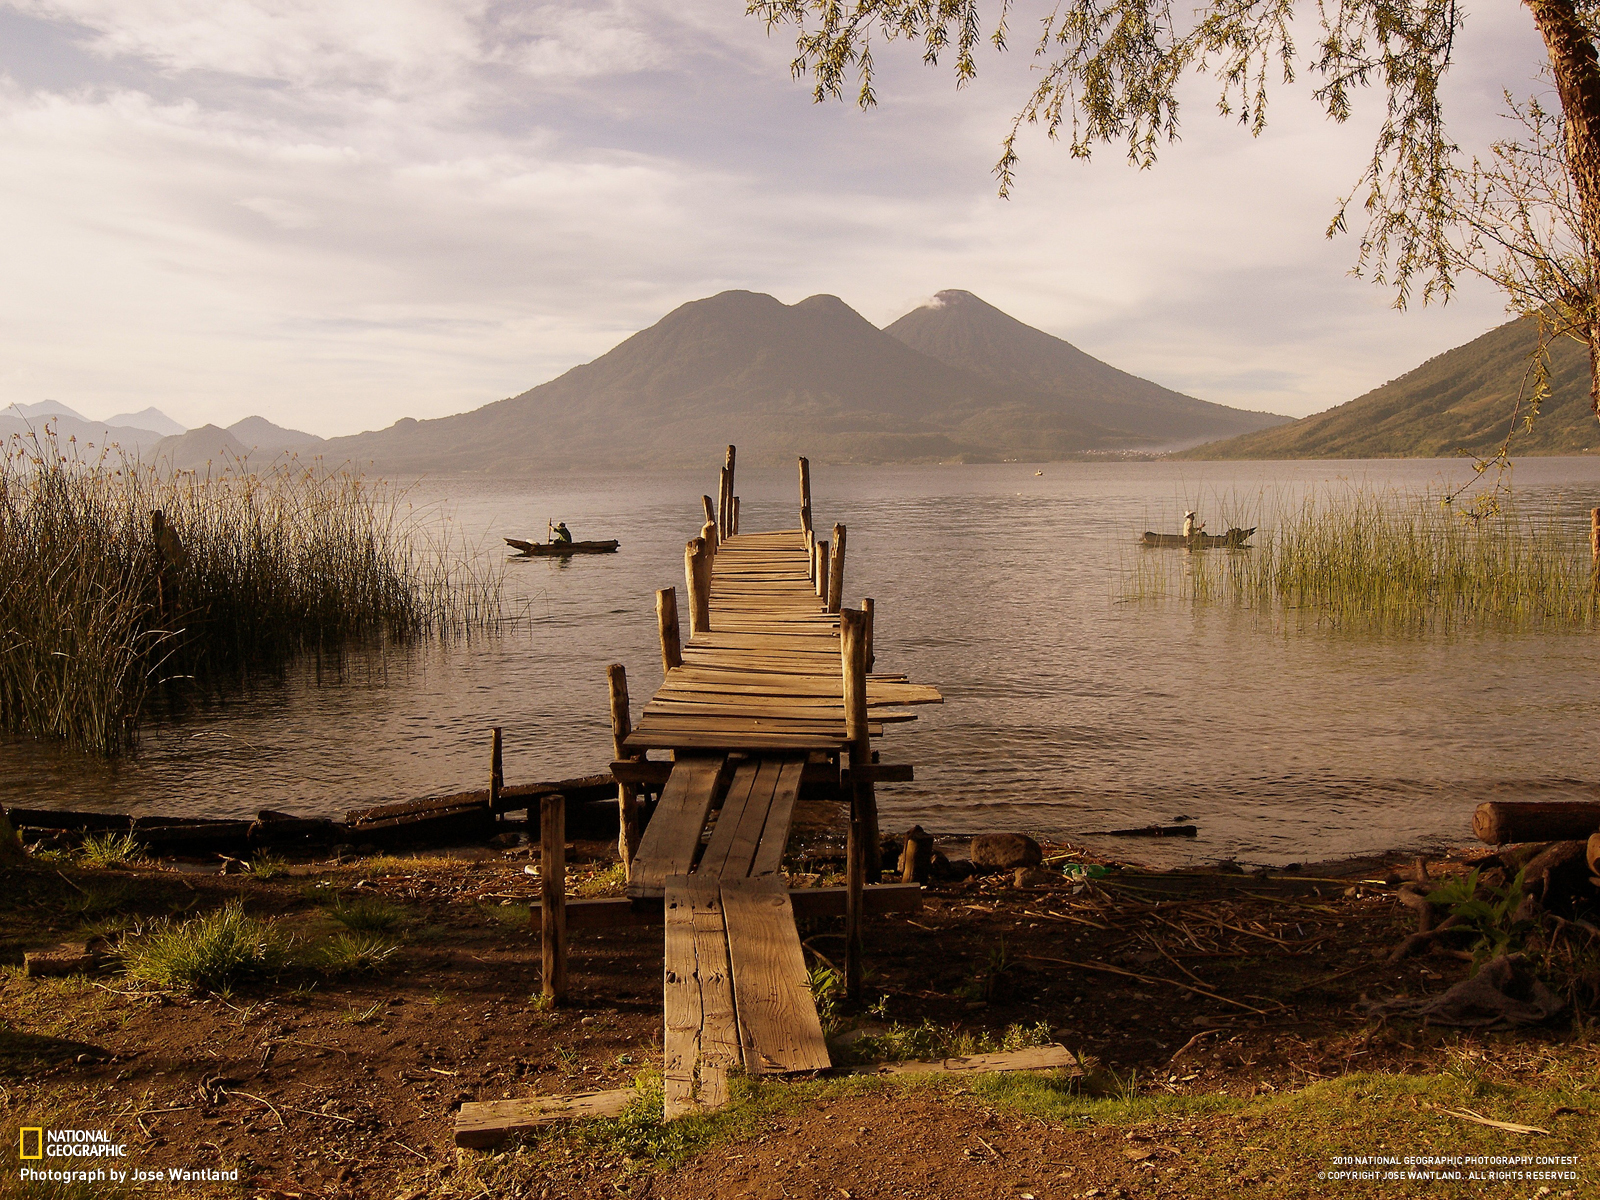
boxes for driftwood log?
[1472,801,1600,846]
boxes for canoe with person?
[505,520,620,557]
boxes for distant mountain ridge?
[323,289,1286,473]
[0,401,184,452]
[153,418,323,470]
[1179,318,1599,460]
[885,290,1289,448]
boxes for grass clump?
[119,900,294,994]
[246,853,289,879]
[313,933,399,975]
[76,830,145,868]
[1125,486,1600,632]
[327,895,407,933]
[0,426,502,756]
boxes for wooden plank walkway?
[620,469,941,1120]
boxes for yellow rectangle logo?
[19,1128,44,1159]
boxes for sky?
[0,1,1557,437]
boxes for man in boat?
[552,521,573,544]
[1183,511,1205,538]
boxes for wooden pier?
[453,449,1095,1149]
[613,451,942,1117]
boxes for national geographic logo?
[14,1127,126,1158]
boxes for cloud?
[0,0,1560,434]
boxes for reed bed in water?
[1123,488,1600,631]
[0,431,501,755]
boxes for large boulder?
[970,833,1042,870]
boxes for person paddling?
[551,521,573,544]
[1183,511,1205,538]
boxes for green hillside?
[1179,318,1599,460]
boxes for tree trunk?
[1526,0,1600,416]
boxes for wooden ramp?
[621,459,941,1120]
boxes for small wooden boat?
[1140,526,1256,549]
[506,537,620,557]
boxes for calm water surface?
[6,458,1600,867]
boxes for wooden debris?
[24,942,101,977]
[454,1089,634,1149]
[845,1044,1082,1078]
[1472,800,1600,846]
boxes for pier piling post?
[685,537,711,635]
[901,825,933,885]
[656,587,683,672]
[608,665,641,872]
[840,607,874,1000]
[721,446,736,538]
[798,456,812,538]
[490,727,503,814]
[827,524,846,615]
[701,518,718,558]
[815,539,829,602]
[539,794,568,1004]
[862,597,875,673]
[702,494,716,529]
[732,496,739,536]
[718,469,731,539]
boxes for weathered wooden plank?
[628,754,725,899]
[454,1090,634,1148]
[721,875,830,1075]
[691,874,741,1114]
[748,756,805,878]
[645,701,916,723]
[625,730,848,752]
[697,758,766,879]
[631,713,871,732]
[663,879,702,1119]
[844,1045,1083,1078]
[531,882,924,930]
[612,758,911,788]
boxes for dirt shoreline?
[1,834,1593,1199]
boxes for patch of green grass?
[327,895,407,933]
[479,901,533,926]
[313,933,399,974]
[574,862,628,898]
[829,1017,1053,1067]
[246,853,289,880]
[118,899,294,994]
[76,831,144,868]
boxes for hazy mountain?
[884,290,1290,449]
[106,406,186,437]
[0,403,168,453]
[228,416,325,454]
[3,400,87,421]
[325,290,1152,473]
[1179,318,1599,460]
[152,424,252,470]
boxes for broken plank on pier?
[722,875,831,1075]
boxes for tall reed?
[0,429,501,755]
[1123,487,1599,633]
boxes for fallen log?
[1472,801,1600,846]
[1085,824,1198,838]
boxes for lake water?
[5,457,1600,867]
